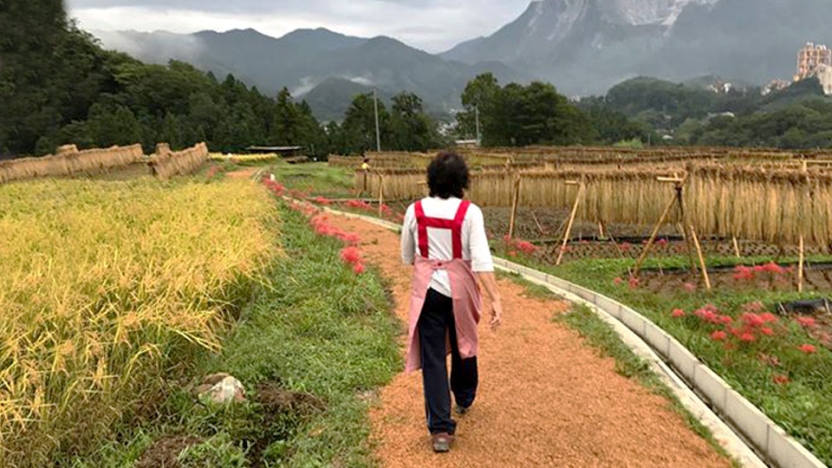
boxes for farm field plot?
[0,177,276,465]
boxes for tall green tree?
[389,92,441,151]
[341,93,390,154]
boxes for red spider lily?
[671,309,686,318]
[683,282,697,292]
[739,332,756,343]
[397,214,405,223]
[338,232,361,245]
[613,277,624,285]
[711,331,727,341]
[796,317,817,328]
[353,263,366,275]
[741,313,766,328]
[314,196,332,206]
[516,241,538,255]
[719,315,734,325]
[656,238,669,247]
[773,375,790,385]
[628,277,640,289]
[799,344,817,354]
[733,265,755,281]
[262,179,286,196]
[763,262,785,275]
[761,327,775,336]
[619,242,631,253]
[694,308,721,324]
[508,251,518,257]
[340,247,362,265]
[760,312,778,324]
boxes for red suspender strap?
[415,199,471,259]
[414,201,429,258]
[452,200,471,259]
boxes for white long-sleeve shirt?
[401,197,494,297]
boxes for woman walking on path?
[400,152,503,454]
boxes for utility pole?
[475,105,482,146]
[374,89,381,152]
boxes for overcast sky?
[66,0,531,53]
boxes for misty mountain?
[442,0,832,95]
[93,28,527,121]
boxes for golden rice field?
[209,152,279,163]
[0,177,276,466]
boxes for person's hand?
[489,299,503,330]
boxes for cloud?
[66,0,531,52]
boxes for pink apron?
[405,200,483,374]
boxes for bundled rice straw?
[147,142,209,180]
[0,144,145,184]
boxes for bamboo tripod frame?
[633,177,712,291]
[556,179,584,266]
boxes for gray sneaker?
[431,433,454,453]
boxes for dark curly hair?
[427,152,469,199]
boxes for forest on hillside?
[3,1,832,159]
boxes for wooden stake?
[732,236,741,258]
[598,222,606,240]
[508,177,521,239]
[531,210,547,235]
[798,235,805,293]
[690,225,711,291]
[556,182,583,266]
[634,193,678,276]
[378,175,384,218]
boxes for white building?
[811,64,832,95]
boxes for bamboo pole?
[732,236,741,258]
[798,235,805,293]
[378,174,385,218]
[531,210,547,235]
[634,192,678,276]
[508,177,521,239]
[690,225,712,291]
[556,181,584,266]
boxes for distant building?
[810,64,832,95]
[795,43,832,81]
[762,79,790,96]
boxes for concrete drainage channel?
[321,207,826,468]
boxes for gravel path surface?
[331,214,730,468]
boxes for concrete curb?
[321,207,826,468]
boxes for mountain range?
[93,28,525,121]
[92,0,832,120]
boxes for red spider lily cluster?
[262,178,286,197]
[263,178,366,275]
[618,242,632,253]
[310,214,361,245]
[673,302,781,346]
[668,300,824,386]
[340,246,366,274]
[612,276,640,289]
[346,199,373,210]
[733,263,793,282]
[503,236,538,256]
[314,196,333,206]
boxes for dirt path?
[226,167,260,179]
[330,214,731,468]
